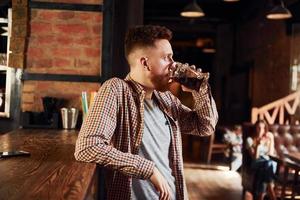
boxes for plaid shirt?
[75,75,218,200]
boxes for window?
[290,23,300,92]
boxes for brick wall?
[22,0,103,112]
[27,9,102,75]
[22,81,99,112]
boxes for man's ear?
[140,57,150,71]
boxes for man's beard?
[155,84,170,92]
[152,76,170,92]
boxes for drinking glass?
[169,62,209,89]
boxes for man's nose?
[168,62,177,71]
[170,57,174,63]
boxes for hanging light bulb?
[223,0,239,2]
[266,0,292,20]
[180,0,205,18]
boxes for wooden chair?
[207,130,233,169]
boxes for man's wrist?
[149,166,156,180]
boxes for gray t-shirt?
[132,98,176,200]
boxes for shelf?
[0,65,8,70]
[0,18,8,23]
[0,9,11,118]
[0,65,11,118]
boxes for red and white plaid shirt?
[75,75,218,200]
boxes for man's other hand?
[149,167,171,200]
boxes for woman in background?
[246,120,277,200]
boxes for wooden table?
[0,129,98,200]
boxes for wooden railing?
[251,91,300,124]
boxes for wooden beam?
[21,72,103,83]
[29,1,102,12]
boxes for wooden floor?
[184,163,243,200]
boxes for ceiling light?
[180,1,205,18]
[266,0,292,20]
[202,48,216,54]
[223,0,239,2]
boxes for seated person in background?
[246,120,277,200]
[223,125,243,171]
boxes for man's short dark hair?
[124,25,172,59]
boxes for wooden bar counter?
[0,129,98,200]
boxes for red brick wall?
[22,81,100,112]
[22,0,103,112]
[27,9,102,75]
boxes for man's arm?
[175,83,218,136]
[74,78,154,180]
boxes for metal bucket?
[60,108,78,129]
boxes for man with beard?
[75,25,218,200]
